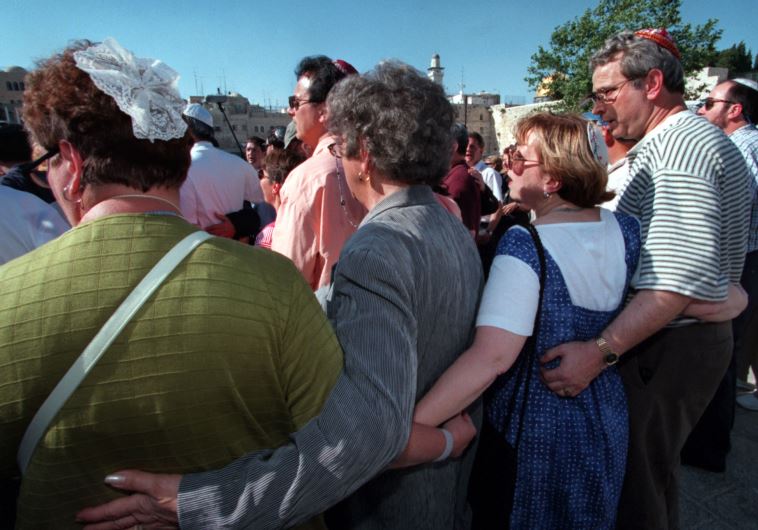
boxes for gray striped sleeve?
[178,246,417,529]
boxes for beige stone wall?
[685,66,728,101]
[491,100,561,152]
[453,103,499,156]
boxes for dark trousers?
[616,322,732,530]
[735,250,758,380]
[681,250,758,471]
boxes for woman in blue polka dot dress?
[412,113,640,528]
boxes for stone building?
[450,95,500,156]
[685,66,728,100]
[188,93,290,154]
[429,53,501,155]
[0,66,28,124]
[491,100,561,149]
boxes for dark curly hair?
[22,40,192,192]
[326,61,454,186]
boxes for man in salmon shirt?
[271,56,365,291]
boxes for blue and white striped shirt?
[729,124,758,252]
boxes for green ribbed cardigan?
[0,214,342,529]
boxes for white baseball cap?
[182,103,213,128]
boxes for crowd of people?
[0,26,756,530]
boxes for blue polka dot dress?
[486,212,641,529]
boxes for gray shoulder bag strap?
[17,231,213,474]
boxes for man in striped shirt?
[540,29,751,529]
[698,79,758,413]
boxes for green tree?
[526,0,722,109]
[712,41,753,75]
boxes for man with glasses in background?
[271,56,364,291]
[539,29,751,529]
[683,79,758,469]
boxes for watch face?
[605,353,619,366]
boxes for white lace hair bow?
[73,38,187,142]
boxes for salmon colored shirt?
[272,135,366,290]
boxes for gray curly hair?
[590,30,684,94]
[326,60,454,186]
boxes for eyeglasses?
[700,98,735,111]
[511,152,541,175]
[17,145,60,181]
[328,142,343,159]
[588,78,639,104]
[288,95,314,111]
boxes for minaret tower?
[427,54,445,86]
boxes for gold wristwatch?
[595,337,619,366]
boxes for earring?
[543,191,551,199]
[358,172,366,182]
[62,183,82,204]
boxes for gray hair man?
[539,29,751,529]
[697,79,758,413]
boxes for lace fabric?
[586,122,609,166]
[73,38,187,142]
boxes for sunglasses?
[288,95,314,111]
[511,153,541,175]
[700,98,735,111]
[16,145,60,182]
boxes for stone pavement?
[680,394,758,529]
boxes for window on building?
[20,82,24,90]
[480,114,483,120]
[5,82,11,90]
[12,82,19,91]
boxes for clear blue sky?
[4,0,757,107]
